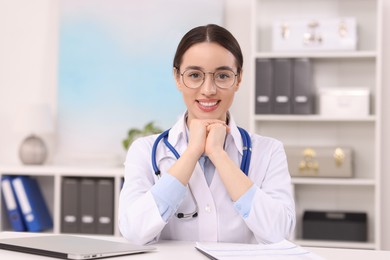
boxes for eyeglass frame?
[175,67,239,89]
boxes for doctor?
[119,24,295,245]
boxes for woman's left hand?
[205,122,230,157]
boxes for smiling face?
[175,42,242,125]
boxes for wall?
[0,0,58,163]
[0,0,389,249]
[380,0,390,250]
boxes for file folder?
[61,177,80,233]
[255,58,273,114]
[1,176,26,231]
[11,176,53,232]
[80,178,97,234]
[96,178,114,235]
[292,58,314,114]
[273,58,293,114]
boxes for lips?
[197,100,220,112]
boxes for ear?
[174,67,183,91]
[234,70,243,92]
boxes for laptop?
[0,235,156,259]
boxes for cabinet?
[0,165,124,236]
[250,0,382,249]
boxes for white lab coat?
[119,113,295,245]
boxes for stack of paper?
[195,239,324,260]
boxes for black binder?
[61,178,80,233]
[96,178,114,235]
[292,58,314,114]
[80,178,97,234]
[255,58,273,114]
[273,59,292,114]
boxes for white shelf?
[0,164,124,176]
[253,115,376,122]
[251,0,382,250]
[0,165,124,237]
[292,177,376,186]
[294,239,376,250]
[255,51,378,59]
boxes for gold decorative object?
[299,148,319,174]
[333,147,345,167]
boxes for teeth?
[199,101,218,107]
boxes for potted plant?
[122,121,163,150]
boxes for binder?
[273,58,293,114]
[292,58,314,114]
[61,177,80,233]
[11,176,53,232]
[96,178,114,235]
[255,58,273,114]
[80,178,97,234]
[1,176,26,231]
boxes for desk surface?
[1,232,390,259]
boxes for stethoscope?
[151,127,252,219]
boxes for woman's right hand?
[187,119,209,158]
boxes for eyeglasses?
[179,68,238,89]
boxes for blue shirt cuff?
[233,185,257,219]
[150,173,187,222]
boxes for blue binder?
[1,176,27,231]
[11,176,53,232]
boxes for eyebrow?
[183,65,235,71]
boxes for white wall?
[380,0,390,251]
[0,0,58,163]
[0,0,389,249]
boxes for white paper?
[196,240,325,260]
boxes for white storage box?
[272,17,357,52]
[318,88,369,117]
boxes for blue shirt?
[151,173,256,222]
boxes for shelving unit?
[250,0,382,249]
[0,165,124,236]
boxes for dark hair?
[173,24,243,74]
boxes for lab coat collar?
[166,112,187,149]
[226,112,245,157]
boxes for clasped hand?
[187,119,230,159]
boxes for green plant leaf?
[122,121,163,150]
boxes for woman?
[119,24,295,245]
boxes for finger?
[206,122,230,132]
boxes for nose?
[200,73,217,95]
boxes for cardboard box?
[318,87,369,117]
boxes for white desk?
[1,232,390,259]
